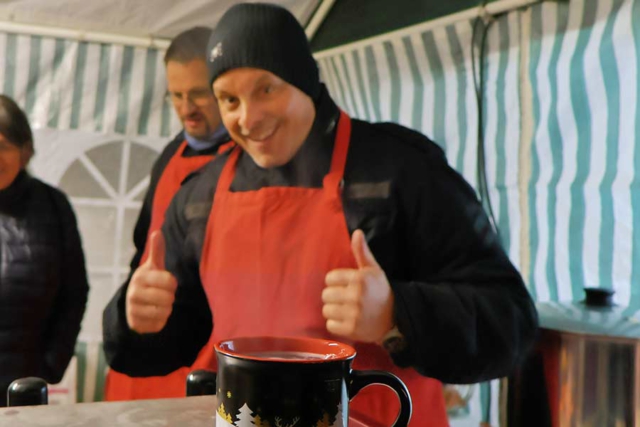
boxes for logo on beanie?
[209,42,223,63]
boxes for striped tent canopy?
[0,33,180,138]
[0,0,319,138]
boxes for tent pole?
[305,0,337,40]
[485,0,541,15]
[0,21,170,49]
[313,0,540,59]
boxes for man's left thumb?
[351,229,380,269]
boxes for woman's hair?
[0,94,34,164]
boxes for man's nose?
[238,102,263,135]
[182,102,197,116]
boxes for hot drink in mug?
[208,336,412,427]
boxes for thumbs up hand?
[126,230,178,334]
[322,230,395,343]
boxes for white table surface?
[0,395,217,427]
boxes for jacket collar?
[0,170,31,212]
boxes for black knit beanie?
[207,3,321,100]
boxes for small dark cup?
[212,336,411,427]
[7,377,48,406]
[186,369,218,397]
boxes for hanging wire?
[470,1,501,241]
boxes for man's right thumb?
[145,230,166,270]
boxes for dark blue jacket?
[0,171,89,406]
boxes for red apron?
[105,140,231,401]
[198,112,447,426]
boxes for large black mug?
[212,336,412,427]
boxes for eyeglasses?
[165,89,214,107]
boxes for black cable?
[471,2,501,241]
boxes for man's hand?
[126,231,178,334]
[322,229,395,342]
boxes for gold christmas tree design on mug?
[215,402,344,427]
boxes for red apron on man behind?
[198,112,448,426]
[105,140,231,401]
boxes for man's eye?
[264,85,273,94]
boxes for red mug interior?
[215,336,356,363]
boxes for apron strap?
[178,140,188,156]
[322,111,352,194]
[217,146,242,192]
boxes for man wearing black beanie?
[103,3,538,427]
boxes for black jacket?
[104,86,538,384]
[0,171,89,406]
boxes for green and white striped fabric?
[316,0,640,308]
[0,33,178,138]
[75,341,108,403]
[525,0,638,309]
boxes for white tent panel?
[0,0,319,40]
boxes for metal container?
[507,288,640,427]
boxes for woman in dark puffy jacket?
[0,95,89,406]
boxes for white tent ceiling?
[0,0,320,40]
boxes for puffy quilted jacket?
[0,171,89,406]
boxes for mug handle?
[349,370,412,427]
[186,369,217,397]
